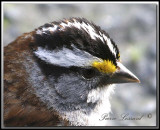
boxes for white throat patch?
[60,85,115,126]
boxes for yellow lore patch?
[92,60,117,73]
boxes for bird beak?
[107,62,140,84]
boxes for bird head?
[26,17,140,125]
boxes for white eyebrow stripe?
[34,46,102,67]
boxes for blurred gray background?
[3,3,157,126]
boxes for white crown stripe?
[60,21,104,42]
[35,20,117,58]
[102,34,116,57]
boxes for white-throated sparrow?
[4,17,140,126]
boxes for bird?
[4,17,140,126]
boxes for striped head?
[33,17,120,75]
[27,18,139,125]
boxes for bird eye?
[82,68,96,79]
